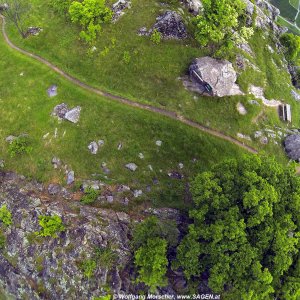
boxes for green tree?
[69,0,112,45]
[0,0,30,38]
[280,33,300,62]
[134,237,168,292]
[194,0,249,57]
[176,155,300,299]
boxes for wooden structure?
[279,104,292,122]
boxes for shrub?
[150,29,162,44]
[134,237,168,292]
[69,0,112,45]
[8,136,32,157]
[36,215,65,238]
[80,187,99,204]
[122,51,131,64]
[95,247,117,269]
[280,33,300,62]
[0,205,12,226]
[0,230,6,250]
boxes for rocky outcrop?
[150,11,187,40]
[284,134,300,161]
[243,0,285,35]
[112,0,131,22]
[52,103,81,124]
[0,172,132,299]
[185,57,243,97]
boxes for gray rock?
[168,171,184,179]
[291,90,300,102]
[156,140,162,146]
[64,106,81,124]
[5,135,17,144]
[47,85,58,97]
[106,195,114,203]
[81,180,103,191]
[138,153,144,159]
[248,100,260,105]
[98,140,105,147]
[284,134,300,161]
[125,163,138,171]
[254,131,263,138]
[67,171,75,185]
[187,57,243,97]
[137,27,149,36]
[150,11,187,40]
[0,159,4,168]
[51,157,61,169]
[88,141,99,155]
[260,136,269,145]
[52,103,69,119]
[118,143,123,150]
[178,163,184,169]
[112,0,131,22]
[48,184,61,195]
[183,0,202,15]
[117,185,130,192]
[133,190,143,198]
[26,27,42,36]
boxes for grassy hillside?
[4,0,299,146]
[0,19,249,210]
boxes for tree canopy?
[280,33,300,62]
[194,0,252,57]
[176,155,300,299]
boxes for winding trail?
[0,15,258,154]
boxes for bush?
[0,230,6,250]
[8,136,32,157]
[123,51,131,64]
[0,205,12,226]
[150,29,162,44]
[280,33,300,62]
[80,187,99,204]
[69,0,112,45]
[95,247,117,269]
[36,215,65,238]
[134,237,168,292]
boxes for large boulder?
[187,57,243,97]
[284,134,300,161]
[151,11,187,40]
[182,0,202,15]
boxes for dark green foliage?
[134,237,168,292]
[132,216,179,249]
[8,136,32,157]
[49,0,72,15]
[36,215,65,238]
[280,33,300,61]
[176,155,300,299]
[80,187,99,204]
[0,205,12,226]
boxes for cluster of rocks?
[52,103,81,124]
[112,0,131,22]
[184,56,243,97]
[139,11,187,40]
[248,85,281,107]
[26,27,43,37]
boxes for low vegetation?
[36,215,65,238]
[0,205,12,226]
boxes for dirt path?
[0,15,258,154]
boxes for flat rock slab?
[125,163,138,171]
[64,106,81,123]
